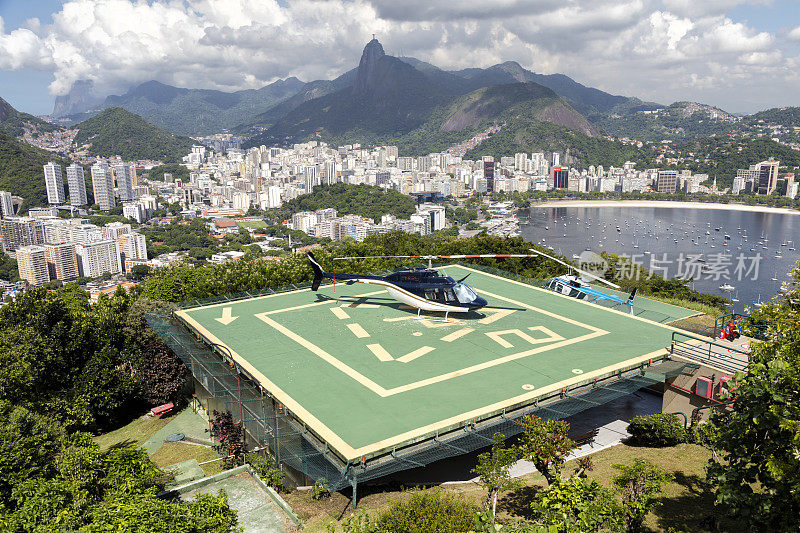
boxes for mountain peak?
[353,39,387,95]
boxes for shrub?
[626,414,686,447]
[310,477,330,500]
[339,489,479,533]
[245,453,285,491]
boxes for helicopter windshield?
[453,283,478,303]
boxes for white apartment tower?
[43,162,66,205]
[119,232,147,261]
[76,240,122,277]
[91,162,115,211]
[115,164,134,201]
[0,191,13,217]
[66,164,88,206]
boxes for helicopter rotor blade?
[528,249,620,289]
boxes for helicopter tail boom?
[307,252,324,291]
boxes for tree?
[137,340,188,407]
[705,263,800,530]
[611,458,673,532]
[129,264,151,281]
[529,475,625,533]
[0,402,64,500]
[517,415,576,485]
[470,432,519,516]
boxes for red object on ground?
[150,402,174,417]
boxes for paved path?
[181,471,289,533]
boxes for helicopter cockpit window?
[453,283,478,303]
[443,289,456,302]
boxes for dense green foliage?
[626,414,687,447]
[340,490,480,533]
[0,426,239,532]
[0,253,19,281]
[145,163,190,182]
[705,263,800,530]
[73,107,195,162]
[0,131,70,211]
[141,218,218,258]
[265,183,416,223]
[529,475,625,532]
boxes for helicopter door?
[424,289,438,301]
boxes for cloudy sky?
[1,0,799,115]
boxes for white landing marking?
[330,307,350,320]
[215,307,238,325]
[347,323,370,338]
[441,328,474,342]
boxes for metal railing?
[670,331,749,373]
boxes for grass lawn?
[670,312,717,334]
[150,442,225,477]
[93,413,173,451]
[289,443,734,533]
[237,220,268,229]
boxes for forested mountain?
[0,131,65,210]
[73,107,195,162]
[0,97,61,137]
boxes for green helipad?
[176,265,683,462]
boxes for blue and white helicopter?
[528,249,637,310]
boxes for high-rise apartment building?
[43,162,66,205]
[115,164,134,201]
[656,170,679,193]
[0,191,13,218]
[552,166,569,190]
[483,156,495,193]
[118,232,147,262]
[76,240,122,278]
[44,242,78,280]
[756,159,779,195]
[91,162,115,211]
[102,222,131,241]
[66,164,88,206]
[16,245,50,285]
[0,216,44,250]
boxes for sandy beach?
[531,199,800,215]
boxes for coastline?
[530,199,800,216]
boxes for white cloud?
[0,0,797,113]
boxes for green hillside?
[0,131,66,211]
[0,97,61,138]
[465,117,643,168]
[73,107,195,162]
[674,137,800,185]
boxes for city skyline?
[0,0,799,116]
